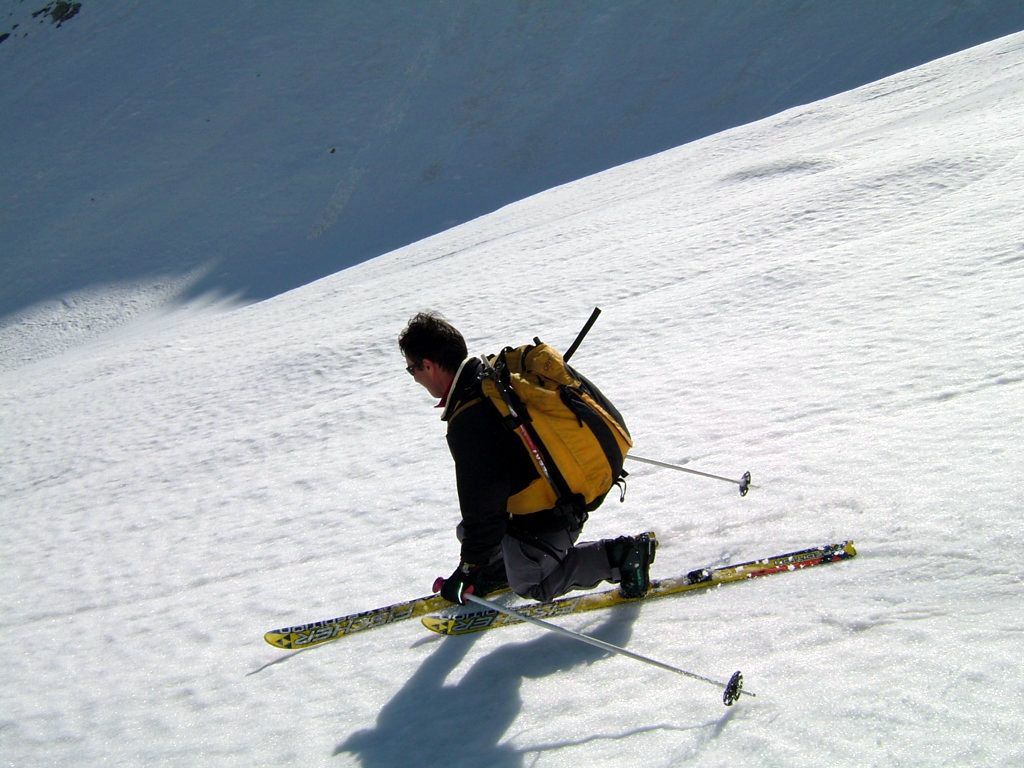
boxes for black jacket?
[441,357,538,564]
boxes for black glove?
[435,562,481,604]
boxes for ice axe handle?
[563,307,601,363]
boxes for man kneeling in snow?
[398,311,655,605]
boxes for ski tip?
[723,670,744,706]
[264,632,295,650]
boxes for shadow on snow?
[335,604,663,767]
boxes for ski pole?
[463,593,752,706]
[550,308,752,498]
[625,454,753,496]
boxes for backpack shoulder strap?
[447,395,484,423]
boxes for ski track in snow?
[2,31,1024,768]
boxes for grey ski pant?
[501,527,614,602]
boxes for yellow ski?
[422,541,857,636]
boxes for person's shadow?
[335,603,642,767]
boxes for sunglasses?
[406,361,422,375]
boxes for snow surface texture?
[3,26,1024,768]
[4,1,1024,370]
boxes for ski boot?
[606,532,658,598]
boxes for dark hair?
[398,312,467,373]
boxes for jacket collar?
[440,356,482,421]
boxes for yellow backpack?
[478,340,632,520]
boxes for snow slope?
[2,27,1024,768]
[4,0,1024,370]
